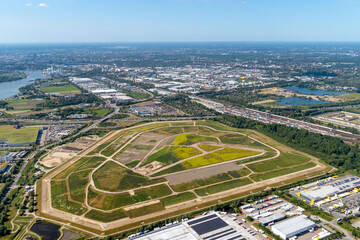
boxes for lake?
[285,86,347,96]
[278,97,330,106]
[0,71,46,100]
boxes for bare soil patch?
[40,136,96,168]
[115,133,170,164]
[135,161,164,175]
[165,162,243,185]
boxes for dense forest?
[197,88,271,107]
[0,72,26,83]
[162,95,219,116]
[38,94,100,108]
[217,115,360,172]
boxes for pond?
[277,97,330,106]
[285,86,347,96]
[30,221,61,240]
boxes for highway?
[192,96,360,144]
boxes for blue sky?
[0,0,360,43]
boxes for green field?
[171,173,232,192]
[160,192,197,206]
[68,170,92,202]
[5,99,44,111]
[124,91,150,100]
[228,167,251,178]
[127,202,165,218]
[195,178,253,196]
[88,187,136,210]
[172,134,217,145]
[198,144,222,152]
[247,152,309,172]
[53,156,105,180]
[181,148,260,169]
[125,160,141,168]
[153,147,261,176]
[339,93,360,102]
[85,209,127,222]
[250,162,316,182]
[0,125,39,144]
[51,193,87,216]
[219,134,252,144]
[40,84,80,94]
[143,146,201,166]
[93,161,148,192]
[133,184,172,201]
[51,180,67,197]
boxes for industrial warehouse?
[271,215,317,240]
[131,212,258,240]
[294,175,360,207]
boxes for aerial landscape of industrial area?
[2,0,360,240]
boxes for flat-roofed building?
[132,212,257,240]
[258,213,285,226]
[271,215,316,239]
[300,176,360,204]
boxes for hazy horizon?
[1,0,360,43]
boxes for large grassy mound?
[93,161,148,192]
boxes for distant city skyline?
[1,0,360,43]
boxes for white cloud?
[38,3,49,7]
[240,1,248,4]
[25,3,32,7]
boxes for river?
[0,71,46,100]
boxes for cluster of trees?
[197,88,277,107]
[39,94,99,108]
[0,101,8,108]
[0,101,14,111]
[217,115,360,172]
[162,95,219,116]
[19,191,36,215]
[56,107,91,118]
[110,113,129,119]
[338,214,360,238]
[0,185,24,237]
[18,150,45,186]
[0,72,26,83]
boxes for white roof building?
[271,215,316,239]
[91,89,118,94]
[132,212,257,240]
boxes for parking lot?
[321,194,360,219]
[236,195,335,240]
[290,175,360,219]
